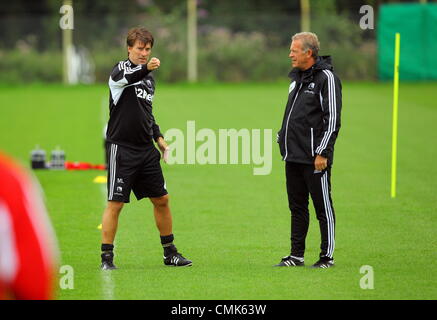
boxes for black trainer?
[101,252,117,270]
[164,252,192,267]
[312,257,334,269]
[274,255,304,267]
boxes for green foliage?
[198,28,289,82]
[0,49,62,83]
[0,0,377,83]
[311,12,377,79]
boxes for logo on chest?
[135,86,154,103]
[304,82,316,95]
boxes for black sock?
[160,234,177,256]
[102,243,114,261]
[101,243,114,252]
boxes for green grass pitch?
[0,81,436,300]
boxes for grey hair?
[292,32,320,58]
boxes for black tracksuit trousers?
[285,162,336,259]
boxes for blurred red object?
[93,164,106,170]
[0,152,58,300]
[64,161,106,170]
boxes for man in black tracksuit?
[275,32,342,268]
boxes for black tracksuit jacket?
[278,56,342,166]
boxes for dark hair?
[126,27,154,48]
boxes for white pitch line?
[101,267,115,300]
[99,95,116,300]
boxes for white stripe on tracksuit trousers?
[286,162,335,260]
[108,144,118,201]
[321,171,335,258]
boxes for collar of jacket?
[288,55,334,83]
[127,58,138,67]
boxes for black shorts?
[106,142,168,203]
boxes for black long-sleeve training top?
[106,59,163,150]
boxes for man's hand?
[314,154,328,171]
[147,57,160,71]
[156,137,170,163]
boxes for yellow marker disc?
[93,176,107,184]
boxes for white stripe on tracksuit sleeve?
[315,70,342,157]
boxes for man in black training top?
[276,32,342,269]
[100,27,192,269]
